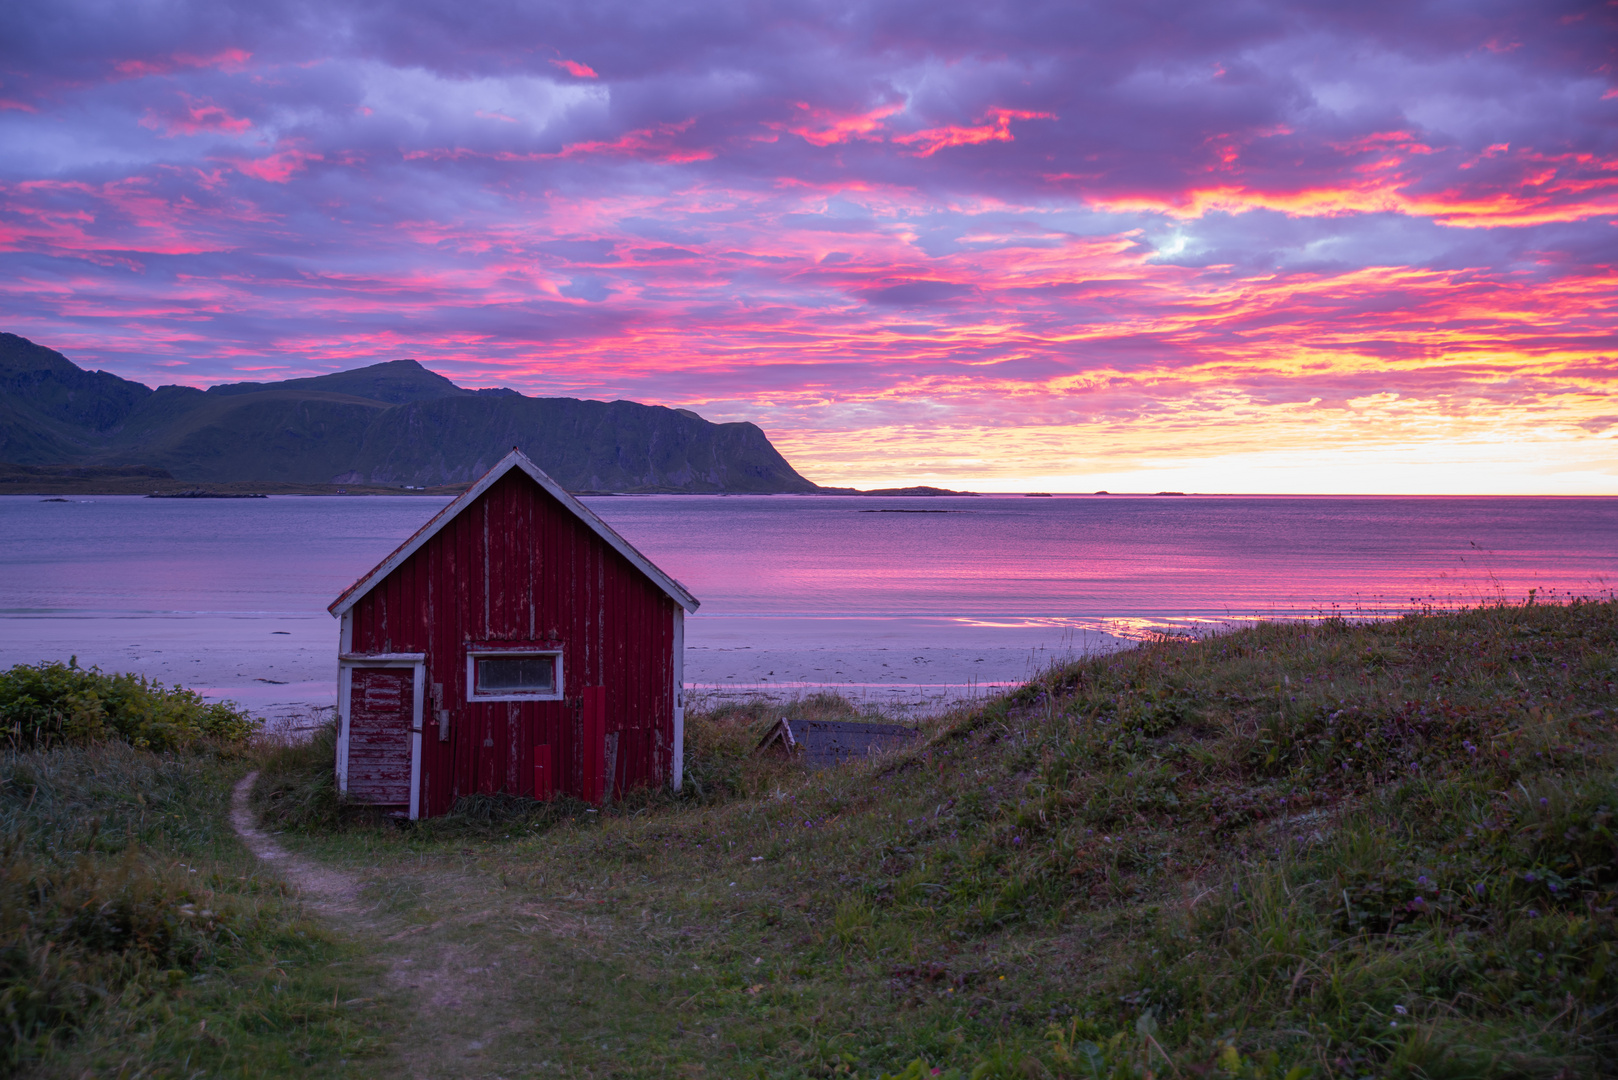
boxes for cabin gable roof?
[328,449,700,617]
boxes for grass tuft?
[0,738,380,1075]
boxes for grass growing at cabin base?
[249,599,1616,1080]
[0,676,382,1078]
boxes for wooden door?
[346,667,415,805]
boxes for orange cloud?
[1085,172,1618,227]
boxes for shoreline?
[0,611,1139,725]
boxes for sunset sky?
[2,1,1615,493]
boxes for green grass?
[9,600,1616,1077]
[0,741,385,1078]
[249,598,1617,1079]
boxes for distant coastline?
[0,331,819,495]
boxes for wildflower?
[1394,1004,1408,1015]
[1540,797,1549,807]
[1527,909,1541,918]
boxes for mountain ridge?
[0,333,818,493]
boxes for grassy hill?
[8,600,1612,1077]
[0,333,818,493]
[257,599,1612,1078]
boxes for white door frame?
[337,651,428,820]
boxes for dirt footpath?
[231,772,365,910]
[230,772,562,1079]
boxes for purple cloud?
[0,0,1614,490]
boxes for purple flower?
[1527,909,1541,918]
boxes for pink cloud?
[3,0,1616,491]
[113,48,252,79]
[551,59,599,79]
[226,143,323,183]
[140,94,253,137]
[894,108,1055,157]
[775,101,904,147]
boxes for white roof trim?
[329,449,700,617]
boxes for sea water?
[0,494,1612,722]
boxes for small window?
[467,650,562,701]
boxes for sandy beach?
[0,611,1133,728]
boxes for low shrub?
[0,659,258,751]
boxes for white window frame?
[466,648,564,702]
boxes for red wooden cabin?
[327,449,700,819]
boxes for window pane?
[476,656,555,693]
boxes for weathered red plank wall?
[348,471,676,816]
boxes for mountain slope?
[0,334,818,492]
[341,394,812,491]
[0,333,154,462]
